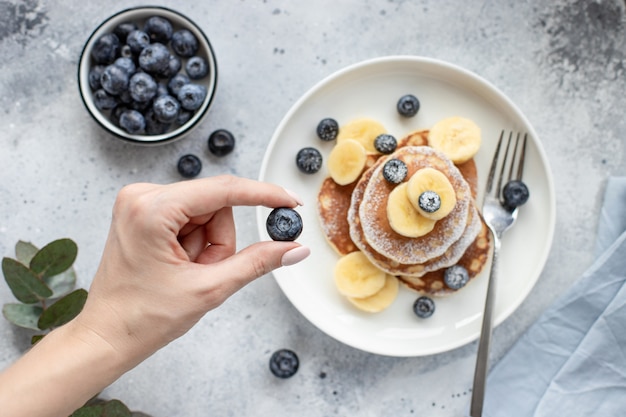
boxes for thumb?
[203,241,310,298]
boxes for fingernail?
[281,246,311,266]
[284,188,304,206]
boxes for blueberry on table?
[153,95,180,124]
[144,16,173,43]
[126,30,150,55]
[374,134,397,154]
[91,33,120,64]
[208,129,236,157]
[296,147,323,174]
[100,64,129,96]
[443,265,470,290]
[177,154,202,178]
[129,72,158,103]
[269,349,299,378]
[119,109,146,134]
[266,208,303,241]
[138,42,171,74]
[171,29,199,58]
[502,180,530,210]
[413,296,435,318]
[397,94,420,117]
[185,56,209,80]
[382,158,408,184]
[177,83,207,111]
[418,191,441,213]
[316,118,339,141]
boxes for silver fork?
[469,131,527,417]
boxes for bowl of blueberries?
[78,6,218,145]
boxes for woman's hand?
[78,175,310,361]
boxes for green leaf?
[44,268,77,298]
[15,241,38,265]
[70,399,132,417]
[130,413,152,417]
[37,289,87,330]
[2,257,53,303]
[31,334,45,345]
[2,303,43,330]
[29,238,78,279]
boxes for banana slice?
[336,118,387,154]
[386,183,437,238]
[327,139,367,185]
[406,167,457,220]
[347,275,399,313]
[334,251,386,298]
[428,117,481,164]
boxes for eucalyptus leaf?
[37,289,87,330]
[44,268,77,298]
[2,257,53,303]
[15,241,38,265]
[70,399,132,417]
[29,238,78,278]
[31,334,45,345]
[131,413,153,417]
[2,303,43,330]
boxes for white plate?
[256,56,555,357]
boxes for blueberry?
[113,21,138,43]
[208,129,236,157]
[91,33,120,64]
[110,105,129,127]
[443,265,470,290]
[88,65,106,90]
[93,89,118,110]
[316,118,339,141]
[418,191,441,213]
[129,72,158,103]
[114,57,136,76]
[502,180,529,210]
[144,109,171,135]
[382,158,408,184]
[144,16,173,43]
[374,134,397,154]
[185,56,209,80]
[177,154,202,178]
[119,44,133,59]
[100,65,129,96]
[171,29,199,58]
[175,110,193,126]
[177,83,207,111]
[397,94,420,117]
[296,147,323,174]
[138,42,170,74]
[161,55,182,78]
[126,30,150,55]
[269,349,299,379]
[156,82,169,97]
[167,73,190,97]
[153,95,180,124]
[266,207,303,241]
[119,109,146,134]
[413,296,435,318]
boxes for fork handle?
[470,237,500,417]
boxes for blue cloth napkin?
[483,177,626,417]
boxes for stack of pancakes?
[318,130,490,296]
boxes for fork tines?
[490,131,527,202]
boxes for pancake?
[355,146,473,265]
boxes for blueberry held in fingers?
[266,207,303,241]
[269,349,299,378]
[502,180,529,210]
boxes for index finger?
[164,175,303,218]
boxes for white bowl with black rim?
[78,6,218,145]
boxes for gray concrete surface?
[1,0,625,416]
